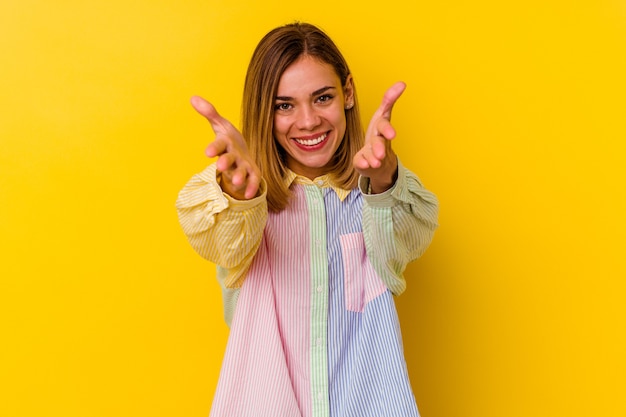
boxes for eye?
[274,102,292,112]
[316,94,334,104]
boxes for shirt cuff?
[359,158,408,208]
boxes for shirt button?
[318,392,324,401]
[316,180,324,186]
[316,338,323,346]
[316,286,323,293]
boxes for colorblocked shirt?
[176,160,439,417]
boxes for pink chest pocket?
[340,232,388,313]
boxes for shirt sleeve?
[175,163,268,288]
[359,158,439,295]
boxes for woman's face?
[273,55,353,180]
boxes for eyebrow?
[275,86,336,101]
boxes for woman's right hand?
[190,96,262,200]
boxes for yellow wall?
[1,1,624,416]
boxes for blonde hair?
[241,22,364,212]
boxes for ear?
[343,75,355,109]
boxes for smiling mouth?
[293,132,328,147]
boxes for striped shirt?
[176,159,439,417]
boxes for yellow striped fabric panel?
[176,163,268,288]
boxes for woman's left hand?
[353,81,406,194]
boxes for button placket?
[304,185,330,417]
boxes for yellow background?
[1,1,624,416]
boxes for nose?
[295,104,321,130]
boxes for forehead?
[276,56,341,95]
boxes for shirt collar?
[283,169,351,202]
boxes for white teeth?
[294,133,327,146]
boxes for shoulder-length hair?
[241,22,364,212]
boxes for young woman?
[177,22,439,417]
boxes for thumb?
[190,96,231,134]
[378,81,407,120]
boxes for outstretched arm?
[355,83,439,293]
[176,97,268,288]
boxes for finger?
[205,136,229,158]
[230,165,248,187]
[365,82,406,139]
[215,153,237,173]
[376,118,397,141]
[377,81,406,120]
[190,96,233,135]
[370,136,388,160]
[354,146,382,170]
[220,169,247,194]
[244,173,261,200]
[353,152,370,170]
